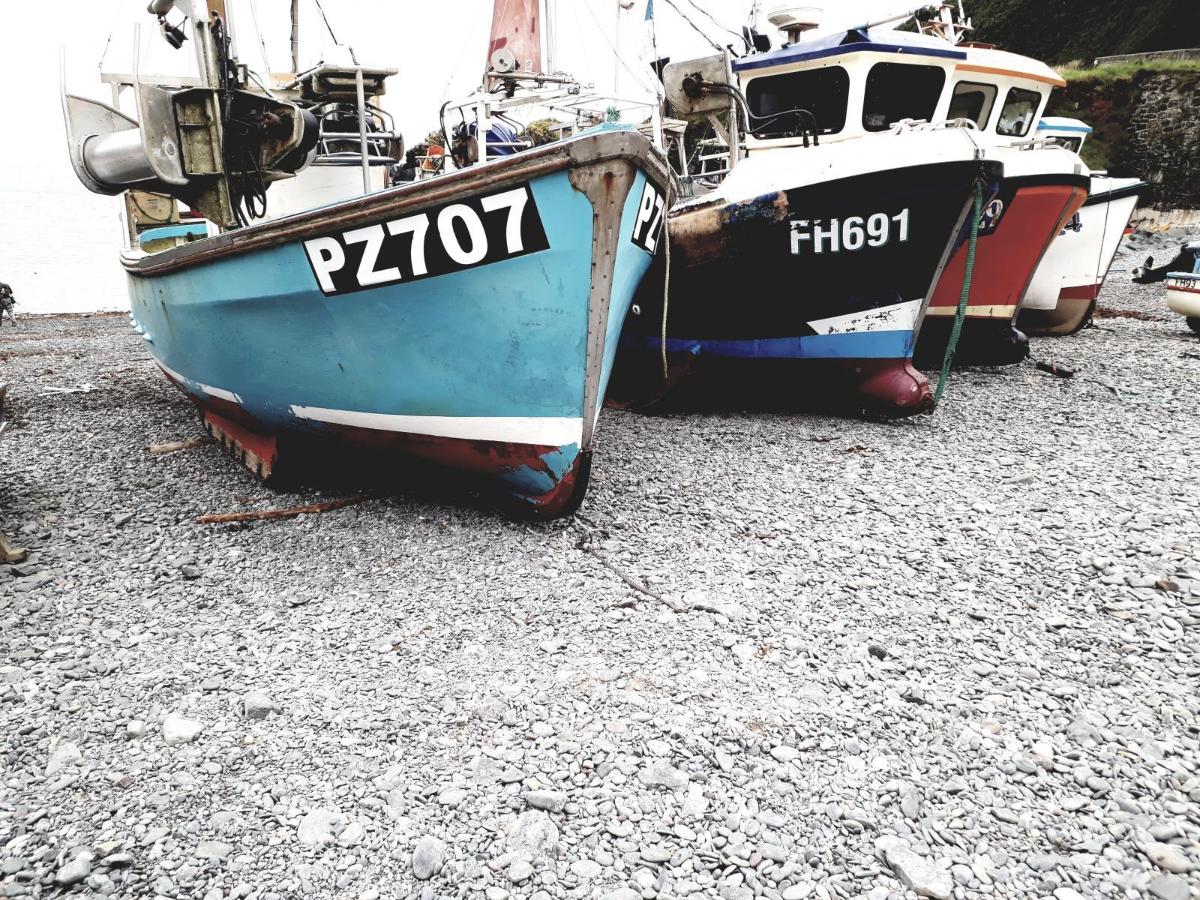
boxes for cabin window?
[862,63,947,131]
[745,67,851,139]
[947,81,998,129]
[996,87,1043,137]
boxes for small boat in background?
[1018,117,1146,336]
[1165,244,1200,334]
[62,0,672,518]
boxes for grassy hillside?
[966,0,1200,65]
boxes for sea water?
[0,188,129,315]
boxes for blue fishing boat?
[62,0,672,517]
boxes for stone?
[525,790,567,813]
[162,714,204,746]
[876,837,952,900]
[297,809,346,847]
[437,787,466,807]
[505,811,559,859]
[1147,875,1190,900]
[571,859,602,879]
[125,720,147,740]
[941,776,967,795]
[770,746,800,763]
[637,760,689,790]
[196,841,233,860]
[640,844,673,863]
[507,860,534,883]
[45,738,83,776]
[1144,843,1195,874]
[55,854,93,887]
[412,836,446,881]
[237,692,278,720]
[598,891,640,900]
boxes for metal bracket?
[569,156,638,450]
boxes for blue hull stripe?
[621,329,916,360]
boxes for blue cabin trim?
[1037,122,1093,134]
[734,35,967,73]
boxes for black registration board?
[303,184,550,296]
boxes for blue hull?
[126,128,670,516]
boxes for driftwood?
[573,526,685,613]
[196,496,366,525]
[149,436,215,456]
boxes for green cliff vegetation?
[966,0,1200,65]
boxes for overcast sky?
[0,0,912,310]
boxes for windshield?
[947,81,998,129]
[863,63,947,132]
[997,87,1043,137]
[745,67,850,139]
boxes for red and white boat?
[1018,117,1147,335]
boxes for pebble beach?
[1,236,1198,900]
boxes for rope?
[246,0,274,78]
[656,0,725,51]
[934,177,984,406]
[311,0,357,63]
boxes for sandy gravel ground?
[1,242,1198,900]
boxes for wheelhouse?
[732,29,1066,153]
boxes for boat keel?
[915,318,1030,368]
[203,410,280,482]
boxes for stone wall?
[1049,71,1200,210]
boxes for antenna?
[291,0,300,73]
[544,0,557,73]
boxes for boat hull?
[1167,273,1200,329]
[125,129,671,517]
[1018,177,1145,336]
[915,169,1090,367]
[611,136,1001,418]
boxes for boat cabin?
[1035,116,1093,154]
[732,28,1066,153]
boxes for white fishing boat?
[612,1,1089,418]
[1165,243,1200,334]
[1019,117,1147,335]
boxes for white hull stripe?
[926,303,1019,318]
[807,299,923,335]
[156,360,243,404]
[288,406,585,447]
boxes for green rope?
[934,178,985,407]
